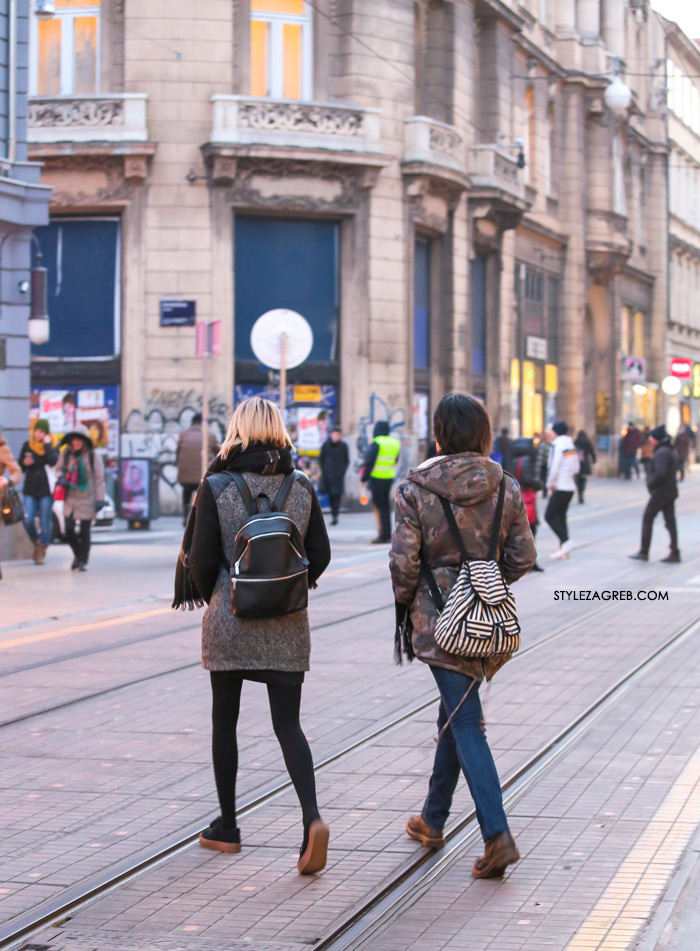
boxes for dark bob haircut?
[433,393,492,456]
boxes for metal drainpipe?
[7,0,17,165]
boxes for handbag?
[421,479,521,658]
[2,485,25,526]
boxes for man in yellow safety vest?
[360,421,401,543]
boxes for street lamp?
[0,230,50,346]
[605,75,632,114]
[661,376,682,396]
[34,1,56,20]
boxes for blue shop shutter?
[234,217,339,363]
[471,256,487,376]
[32,219,120,358]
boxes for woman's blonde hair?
[220,397,294,458]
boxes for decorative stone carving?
[29,99,124,128]
[428,124,463,159]
[236,101,365,137]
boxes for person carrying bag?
[0,431,23,581]
[390,394,536,879]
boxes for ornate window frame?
[250,0,313,100]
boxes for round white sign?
[250,309,313,370]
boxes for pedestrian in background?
[390,393,536,878]
[535,431,550,499]
[621,422,643,480]
[493,427,513,471]
[0,430,22,582]
[573,430,596,504]
[674,426,691,482]
[173,397,332,873]
[360,421,401,544]
[513,441,544,572]
[56,425,106,572]
[20,419,59,565]
[176,413,219,526]
[630,425,681,563]
[640,426,653,477]
[545,421,579,559]
[319,426,349,526]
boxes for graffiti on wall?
[121,389,228,515]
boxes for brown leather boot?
[472,831,520,879]
[34,543,47,565]
[406,815,445,849]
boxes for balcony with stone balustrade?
[27,94,154,186]
[467,143,531,231]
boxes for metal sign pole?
[280,332,287,421]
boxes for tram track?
[315,612,700,951]
[2,539,694,730]
[1,568,695,950]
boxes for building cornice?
[512,34,567,79]
[474,0,525,31]
[659,14,700,70]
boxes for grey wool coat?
[189,470,331,672]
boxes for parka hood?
[407,451,503,506]
[60,424,94,451]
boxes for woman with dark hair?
[390,394,537,878]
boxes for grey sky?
[651,1,700,38]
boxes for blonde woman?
[173,398,332,873]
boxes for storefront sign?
[160,300,196,327]
[693,363,700,399]
[670,357,692,379]
[526,335,547,361]
[293,385,322,403]
[621,356,646,382]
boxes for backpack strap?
[487,478,506,561]
[437,496,469,563]
[229,471,257,516]
[272,471,296,512]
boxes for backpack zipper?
[231,568,308,587]
[234,535,305,574]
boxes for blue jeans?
[422,666,509,843]
[23,494,53,546]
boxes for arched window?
[250,0,313,100]
[524,86,536,186]
[30,0,101,96]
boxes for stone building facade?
[663,16,700,433]
[25,0,673,510]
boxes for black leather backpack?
[222,471,310,619]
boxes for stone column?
[556,0,577,38]
[576,0,601,44]
[601,0,625,60]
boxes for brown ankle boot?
[34,543,47,565]
[472,831,520,879]
[406,815,445,849]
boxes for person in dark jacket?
[674,426,692,482]
[629,425,680,563]
[360,421,401,544]
[621,423,643,479]
[0,431,22,582]
[573,430,596,504]
[390,394,536,880]
[319,427,349,525]
[20,419,59,564]
[512,441,544,572]
[493,427,513,471]
[173,396,332,874]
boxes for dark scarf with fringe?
[172,443,295,610]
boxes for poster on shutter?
[296,408,326,452]
[31,385,120,456]
[413,392,429,441]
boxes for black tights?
[210,672,320,833]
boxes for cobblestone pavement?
[2,476,700,950]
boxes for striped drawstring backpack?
[420,479,521,658]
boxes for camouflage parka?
[389,452,537,681]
